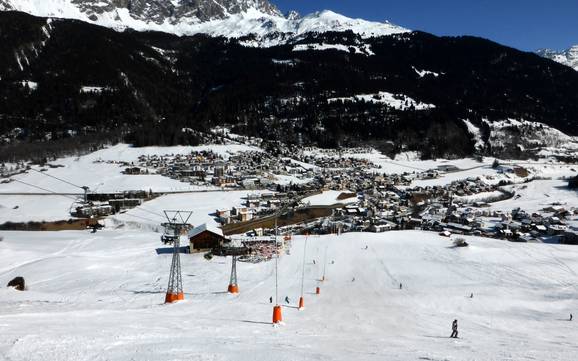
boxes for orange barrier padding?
[165,292,184,303]
[228,284,239,294]
[316,287,320,295]
[298,296,304,310]
[272,305,283,324]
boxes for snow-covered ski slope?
[1,230,577,360]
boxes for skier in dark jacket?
[285,296,290,304]
[450,319,458,338]
[269,296,273,304]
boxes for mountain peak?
[536,44,578,71]
[0,0,410,45]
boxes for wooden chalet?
[188,223,228,253]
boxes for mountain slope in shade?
[0,0,409,45]
[536,45,578,71]
[2,12,577,160]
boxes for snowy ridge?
[536,45,578,71]
[0,1,410,46]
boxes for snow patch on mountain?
[328,91,435,111]
[412,66,440,78]
[462,119,484,151]
[293,43,374,56]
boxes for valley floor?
[1,230,577,360]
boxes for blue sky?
[273,0,578,51]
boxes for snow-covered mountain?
[536,45,578,71]
[0,0,409,45]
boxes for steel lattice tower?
[163,210,193,303]
[165,234,184,303]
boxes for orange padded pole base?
[272,305,283,324]
[165,292,184,303]
[298,296,304,310]
[316,287,320,295]
[228,284,239,294]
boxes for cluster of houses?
[121,150,316,189]
[110,146,578,245]
[71,190,152,218]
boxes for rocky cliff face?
[0,0,282,23]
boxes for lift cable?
[9,178,79,201]
[133,206,165,219]
[29,168,85,190]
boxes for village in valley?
[95,135,578,250]
[4,126,575,254]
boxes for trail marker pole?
[321,245,328,282]
[299,234,308,310]
[272,219,283,324]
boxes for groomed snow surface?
[1,231,578,360]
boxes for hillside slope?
[1,11,578,159]
[1,230,577,360]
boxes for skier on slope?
[269,296,273,304]
[450,319,459,338]
[570,313,573,321]
[285,296,290,304]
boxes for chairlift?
[160,222,180,244]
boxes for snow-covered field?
[1,230,577,360]
[107,190,263,230]
[302,190,357,206]
[0,195,74,224]
[0,144,261,223]
[490,179,578,213]
[0,144,262,195]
